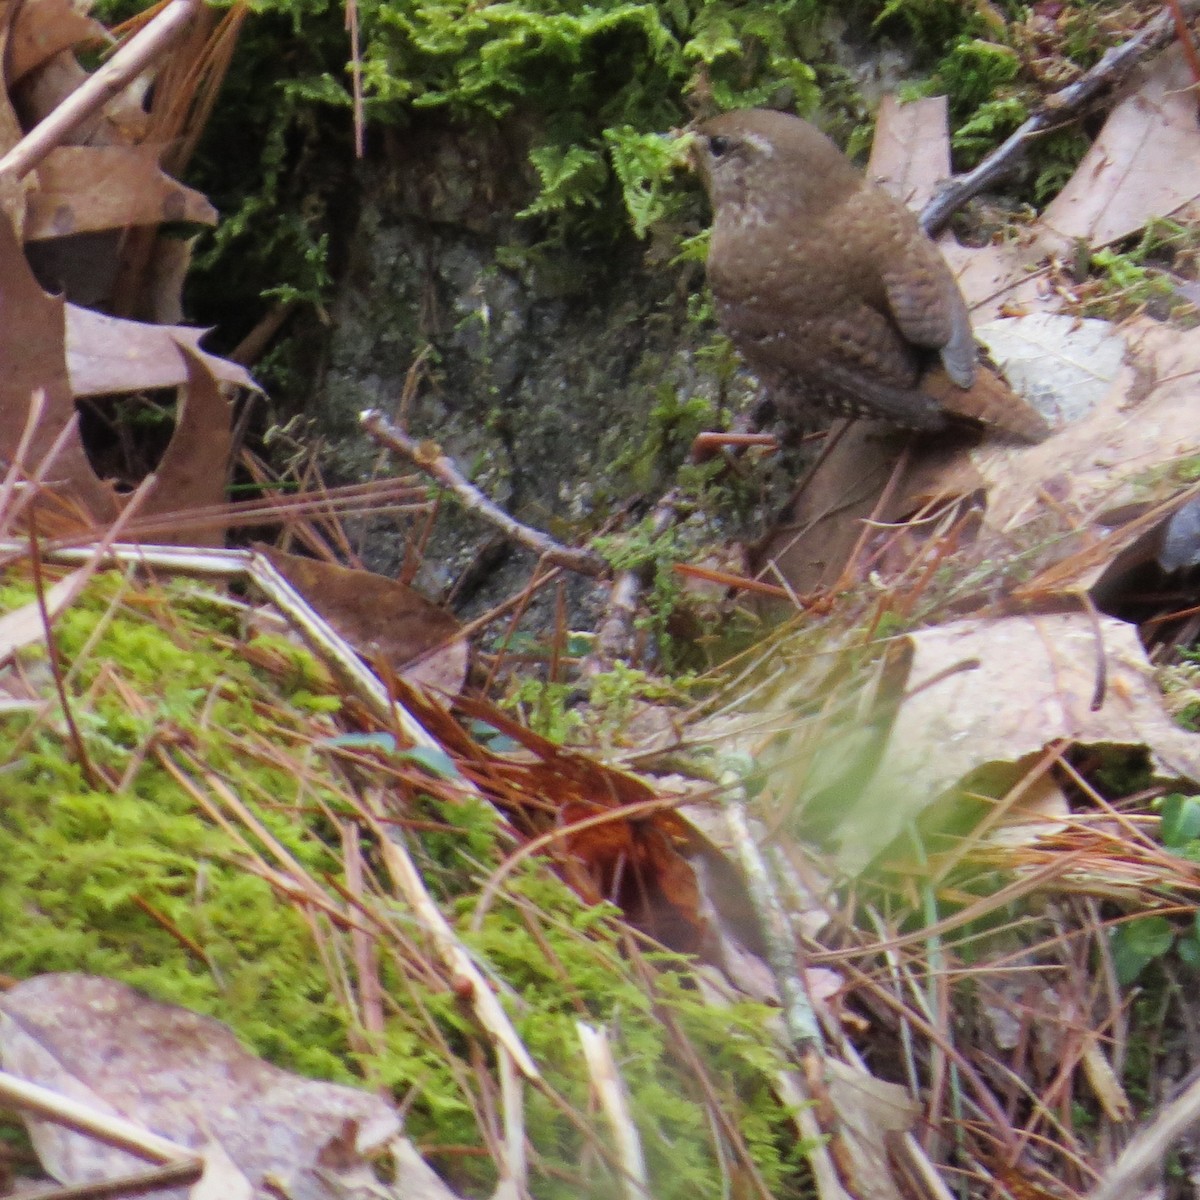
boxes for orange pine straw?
[671,560,791,599]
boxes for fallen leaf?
[867,94,952,213]
[747,421,979,597]
[397,686,709,952]
[65,304,256,396]
[974,317,1200,538]
[13,48,149,145]
[256,545,468,694]
[190,1141,253,1200]
[0,16,36,232]
[1040,44,1200,252]
[7,0,108,84]
[0,212,117,520]
[943,235,1055,322]
[27,145,216,240]
[824,1060,919,1200]
[804,611,1200,872]
[0,973,403,1200]
[974,313,1125,427]
[135,344,234,547]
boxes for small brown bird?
[693,108,1047,440]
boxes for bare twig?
[0,1070,200,1165]
[717,770,823,1051]
[26,1161,204,1200]
[582,488,682,676]
[0,540,452,760]
[361,409,606,578]
[577,1023,650,1200]
[0,0,202,180]
[920,0,1200,235]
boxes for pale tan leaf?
[975,317,1200,536]
[1040,44,1200,250]
[0,974,405,1200]
[27,145,216,240]
[941,236,1056,321]
[975,313,1125,426]
[824,612,1200,872]
[867,94,952,213]
[390,1137,467,1200]
[8,0,108,84]
[65,304,257,395]
[189,1141,253,1200]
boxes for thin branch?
[920,1,1200,235]
[717,769,824,1051]
[577,1023,649,1200]
[361,409,607,578]
[0,1071,200,1166]
[26,1161,203,1200]
[582,488,682,676]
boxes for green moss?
[0,566,811,1198]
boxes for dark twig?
[361,409,606,578]
[1169,0,1200,101]
[920,0,1200,236]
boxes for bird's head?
[692,109,860,228]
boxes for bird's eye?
[708,135,732,157]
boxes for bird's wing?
[881,231,977,388]
[766,306,946,430]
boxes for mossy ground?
[0,564,811,1198]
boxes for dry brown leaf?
[0,212,117,520]
[146,232,195,324]
[0,973,403,1200]
[748,421,980,597]
[135,343,234,547]
[1040,44,1200,252]
[824,1060,919,1200]
[0,11,37,231]
[27,145,216,240]
[65,303,256,395]
[396,686,709,952]
[819,611,1200,872]
[13,48,149,145]
[7,0,107,84]
[257,545,468,694]
[867,94,952,213]
[975,317,1200,537]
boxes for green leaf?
[1160,793,1200,849]
[397,744,462,781]
[1111,916,1175,985]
